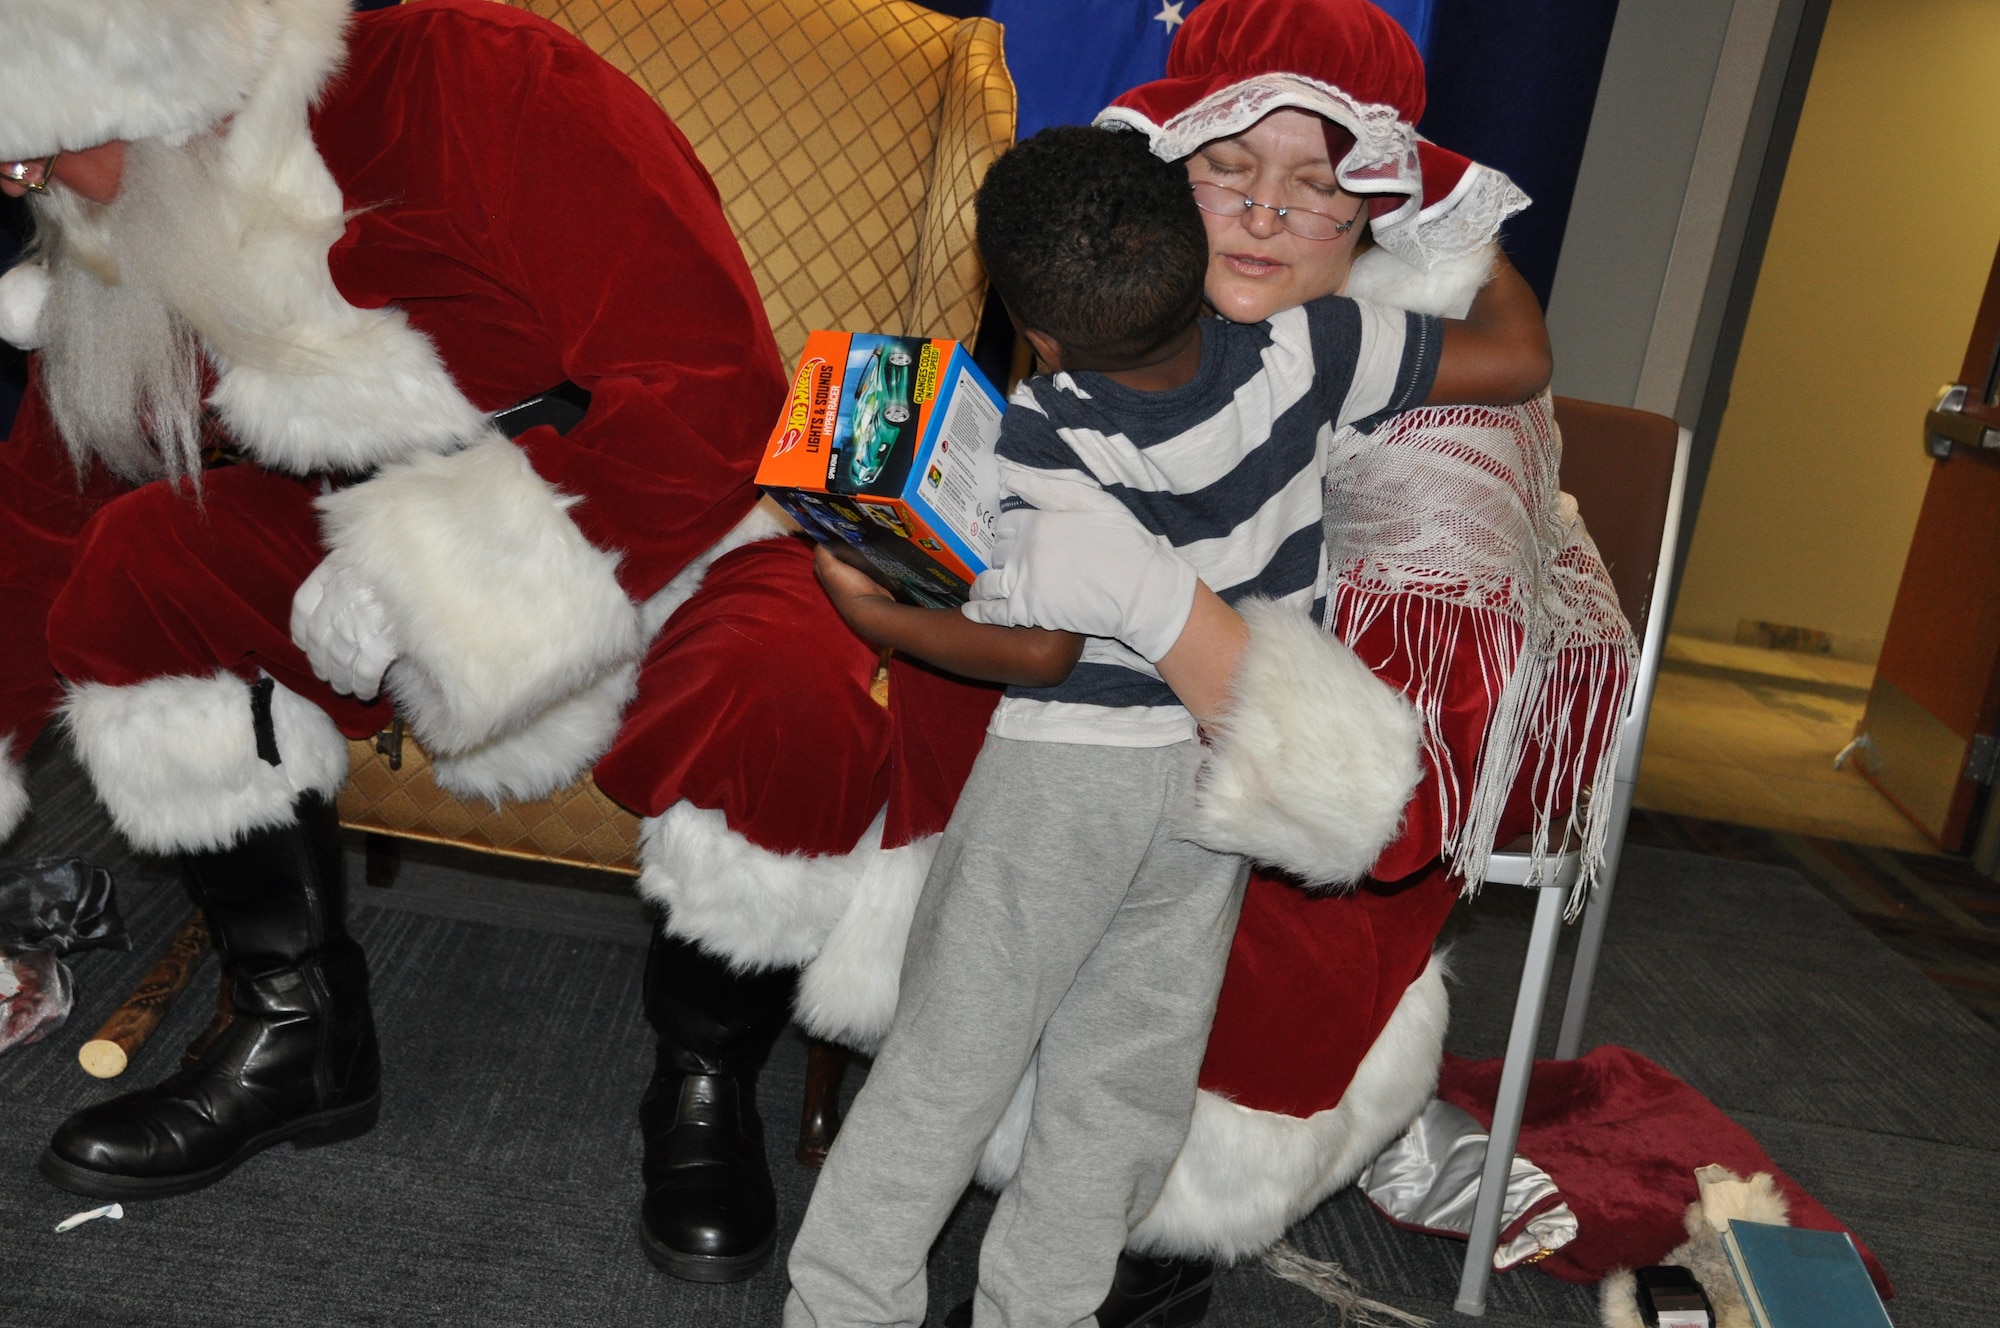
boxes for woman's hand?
[963,507,1198,662]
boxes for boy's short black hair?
[975,125,1207,363]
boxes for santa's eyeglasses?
[2,153,59,195]
[1189,180,1359,241]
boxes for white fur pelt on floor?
[1598,1166,1789,1328]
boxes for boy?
[783,126,1448,1328]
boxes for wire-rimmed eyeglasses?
[2,153,59,195]
[1190,179,1358,241]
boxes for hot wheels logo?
[775,356,827,456]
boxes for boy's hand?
[812,542,888,598]
[816,540,904,644]
[810,540,1083,687]
[813,543,893,634]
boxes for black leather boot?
[637,928,795,1282]
[40,792,380,1200]
[940,1251,1217,1328]
[1092,1252,1216,1327]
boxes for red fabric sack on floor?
[1436,1045,1892,1297]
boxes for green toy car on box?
[848,346,915,487]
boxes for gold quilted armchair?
[336,0,1016,878]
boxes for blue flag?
[988,0,1195,141]
[988,0,1434,143]
[1372,0,1434,60]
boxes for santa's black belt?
[490,380,591,439]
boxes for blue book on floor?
[1721,1219,1894,1328]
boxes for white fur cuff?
[316,437,644,759]
[1182,600,1422,887]
[430,664,638,806]
[1345,241,1499,321]
[61,673,348,854]
[0,738,28,845]
[0,262,50,350]
[637,802,937,1051]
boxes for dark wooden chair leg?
[364,833,401,889]
[797,1036,852,1170]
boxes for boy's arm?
[813,545,1083,688]
[1424,250,1553,406]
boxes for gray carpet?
[2,732,1996,1327]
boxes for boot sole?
[37,1094,381,1201]
[637,1217,776,1284]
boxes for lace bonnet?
[1096,0,1529,271]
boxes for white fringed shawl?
[1322,392,1637,911]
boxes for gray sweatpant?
[784,735,1248,1328]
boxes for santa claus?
[0,0,1005,1285]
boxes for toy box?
[756,330,1007,609]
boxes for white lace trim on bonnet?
[1096,71,1530,271]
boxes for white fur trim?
[422,501,794,803]
[975,1055,1041,1191]
[637,801,937,1041]
[972,956,1448,1261]
[209,311,492,477]
[430,663,638,805]
[1183,599,1422,886]
[0,738,28,845]
[199,0,491,477]
[1345,241,1499,321]
[0,0,348,160]
[793,830,935,1052]
[317,437,644,759]
[0,263,50,351]
[639,802,851,968]
[61,672,347,853]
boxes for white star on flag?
[1154,1,1186,31]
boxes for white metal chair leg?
[1454,882,1568,1316]
[1554,782,1635,1059]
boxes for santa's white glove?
[290,560,398,702]
[962,507,1198,662]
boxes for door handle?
[1925,383,2000,457]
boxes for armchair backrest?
[1551,396,1684,642]
[504,0,1016,362]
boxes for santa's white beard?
[30,135,339,483]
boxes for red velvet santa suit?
[0,1,994,954]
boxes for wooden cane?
[78,913,212,1079]
[796,1037,852,1170]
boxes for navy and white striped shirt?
[989,295,1440,747]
